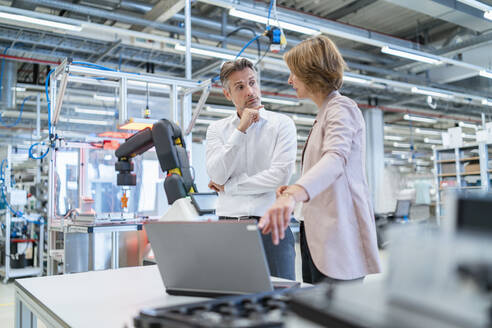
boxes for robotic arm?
[115,119,197,205]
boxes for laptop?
[145,220,300,297]
[392,199,411,220]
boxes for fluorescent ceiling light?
[292,115,315,125]
[482,99,492,106]
[415,128,442,136]
[411,87,454,99]
[479,70,492,79]
[128,81,170,91]
[204,106,235,115]
[416,160,431,166]
[485,10,492,20]
[119,118,156,130]
[391,150,411,156]
[262,97,300,106]
[403,114,437,124]
[0,12,82,31]
[174,44,236,61]
[393,142,411,148]
[462,133,476,140]
[457,0,491,11]
[459,121,478,130]
[229,8,320,35]
[14,87,26,92]
[75,107,116,116]
[297,135,308,141]
[94,94,118,102]
[384,135,405,141]
[196,118,216,125]
[381,46,441,65]
[59,117,111,126]
[343,75,371,85]
[424,138,442,144]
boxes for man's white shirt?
[205,109,297,217]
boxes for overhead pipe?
[0,54,59,66]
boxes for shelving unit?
[434,143,491,222]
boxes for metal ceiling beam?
[324,0,378,20]
[132,0,185,32]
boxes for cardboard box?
[464,163,480,173]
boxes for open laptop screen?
[395,200,411,218]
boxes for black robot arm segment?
[115,119,197,204]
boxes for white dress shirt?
[205,109,297,217]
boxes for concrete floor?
[0,245,386,327]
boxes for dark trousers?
[219,216,296,280]
[300,221,364,284]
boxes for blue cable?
[0,95,34,128]
[0,47,10,102]
[235,35,262,59]
[45,68,55,138]
[0,159,6,180]
[72,61,117,72]
[28,142,49,160]
[267,0,274,27]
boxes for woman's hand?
[258,194,295,245]
[276,185,288,198]
[259,184,309,245]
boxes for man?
[205,58,297,280]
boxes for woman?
[258,35,381,283]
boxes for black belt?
[219,216,260,221]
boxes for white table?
[14,265,316,328]
[14,265,206,328]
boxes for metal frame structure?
[46,58,211,275]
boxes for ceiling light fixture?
[381,46,442,65]
[174,44,236,61]
[459,121,478,130]
[403,114,438,124]
[479,70,492,79]
[204,106,235,115]
[423,138,442,144]
[393,142,412,148]
[262,97,300,106]
[343,75,372,85]
[482,99,492,106]
[229,8,320,35]
[384,135,405,141]
[94,94,118,102]
[485,10,492,20]
[457,0,491,11]
[292,115,315,125]
[59,117,111,126]
[0,11,82,31]
[74,107,116,116]
[411,87,454,99]
[415,128,442,136]
[196,118,216,125]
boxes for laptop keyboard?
[134,289,295,328]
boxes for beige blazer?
[297,91,382,280]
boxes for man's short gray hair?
[220,58,257,90]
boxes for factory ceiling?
[1,0,492,163]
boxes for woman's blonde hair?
[284,35,346,94]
